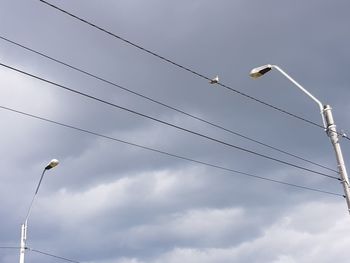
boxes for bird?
[209,75,219,84]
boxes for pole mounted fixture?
[250,64,350,214]
[45,159,59,170]
[19,159,59,263]
[249,64,273,79]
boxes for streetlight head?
[45,159,59,170]
[249,64,273,79]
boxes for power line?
[0,35,338,174]
[40,0,350,142]
[0,62,339,180]
[38,0,332,132]
[29,248,81,263]
[0,104,343,197]
[0,246,81,262]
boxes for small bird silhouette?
[209,75,219,84]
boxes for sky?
[1,1,350,262]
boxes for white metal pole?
[323,105,350,212]
[272,65,350,213]
[18,170,45,263]
[18,159,59,263]
[19,221,27,263]
[250,64,350,213]
[272,65,327,128]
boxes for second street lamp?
[249,64,350,214]
[19,159,59,263]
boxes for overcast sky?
[1,1,350,262]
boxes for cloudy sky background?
[1,1,350,262]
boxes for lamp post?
[249,64,350,213]
[19,159,59,263]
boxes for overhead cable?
[0,105,343,197]
[0,35,338,174]
[0,62,339,180]
[29,248,81,263]
[38,0,331,132]
[0,246,81,262]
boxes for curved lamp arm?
[249,64,326,128]
[250,64,350,214]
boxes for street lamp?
[19,159,59,263]
[249,64,350,214]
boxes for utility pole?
[250,64,350,214]
[323,105,350,211]
[19,159,59,263]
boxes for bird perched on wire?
[209,75,219,84]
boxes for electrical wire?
[29,248,81,263]
[0,35,338,174]
[38,0,346,136]
[0,246,20,249]
[0,104,343,197]
[0,62,339,180]
[0,246,81,263]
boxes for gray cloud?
[1,0,350,262]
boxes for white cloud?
[38,167,209,225]
[0,66,59,114]
[141,200,350,263]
